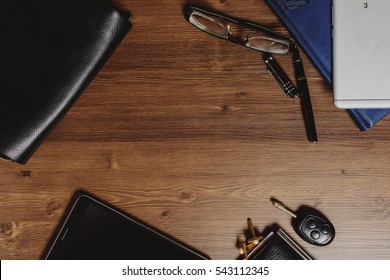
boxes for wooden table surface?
[2,0,390,260]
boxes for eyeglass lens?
[189,11,229,39]
[189,9,290,55]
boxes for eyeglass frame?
[184,6,296,55]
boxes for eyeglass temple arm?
[291,43,318,143]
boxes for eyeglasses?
[188,8,290,55]
[185,6,317,143]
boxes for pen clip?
[264,55,298,99]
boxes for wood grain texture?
[1,0,390,260]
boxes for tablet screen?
[45,195,207,260]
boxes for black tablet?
[45,195,207,260]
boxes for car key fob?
[293,206,335,246]
[272,200,335,246]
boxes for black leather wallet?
[248,228,312,260]
[0,0,132,163]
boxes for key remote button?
[307,218,317,229]
[310,230,321,240]
[321,224,330,234]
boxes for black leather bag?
[0,0,132,163]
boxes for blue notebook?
[265,0,390,131]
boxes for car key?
[272,200,335,246]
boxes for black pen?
[292,47,318,143]
[263,51,317,143]
[264,53,298,99]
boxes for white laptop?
[333,0,390,108]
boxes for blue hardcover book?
[265,0,390,131]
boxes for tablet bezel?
[45,194,208,260]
